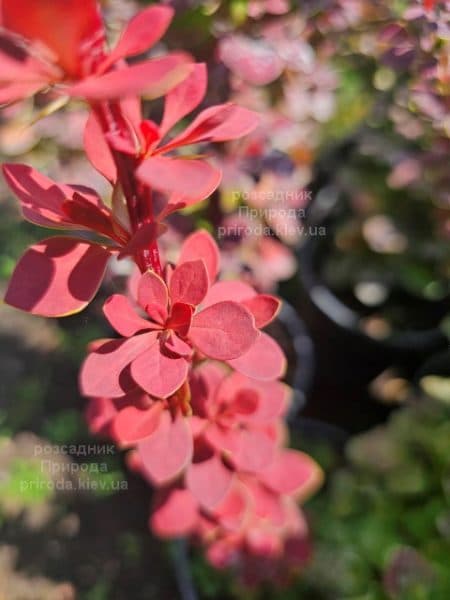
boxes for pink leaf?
[190,362,228,417]
[191,301,257,360]
[206,539,238,570]
[230,429,276,474]
[80,332,157,398]
[179,230,220,283]
[131,343,189,398]
[246,528,282,557]
[261,450,324,499]
[69,55,192,101]
[164,331,193,357]
[230,389,259,415]
[151,487,198,538]
[234,380,290,424]
[4,237,110,317]
[170,260,209,306]
[138,412,193,485]
[248,480,284,524]
[190,416,207,438]
[241,295,281,328]
[137,155,222,201]
[186,454,233,511]
[227,332,286,380]
[160,63,207,136]
[84,112,117,182]
[212,481,249,532]
[103,6,173,68]
[204,280,256,307]
[85,397,117,436]
[204,423,241,456]
[112,403,163,447]
[137,270,168,317]
[163,103,260,149]
[103,294,154,337]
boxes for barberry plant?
[1,0,322,586]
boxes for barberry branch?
[92,101,162,274]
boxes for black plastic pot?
[293,183,448,432]
[413,349,450,391]
[274,300,316,417]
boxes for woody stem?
[92,102,163,275]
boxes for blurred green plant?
[0,457,52,507]
[297,400,450,600]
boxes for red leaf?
[62,193,118,241]
[4,237,110,317]
[170,260,209,306]
[186,455,233,511]
[131,342,189,398]
[166,303,194,338]
[261,450,324,500]
[103,6,173,69]
[179,230,220,283]
[84,112,117,183]
[1,0,104,77]
[160,63,207,136]
[112,403,164,447]
[2,163,103,229]
[103,294,154,337]
[151,486,198,538]
[137,271,168,317]
[228,332,286,380]
[163,103,260,149]
[137,155,222,201]
[190,301,257,360]
[69,55,192,101]
[80,332,157,398]
[138,412,193,485]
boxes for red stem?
[92,102,162,275]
